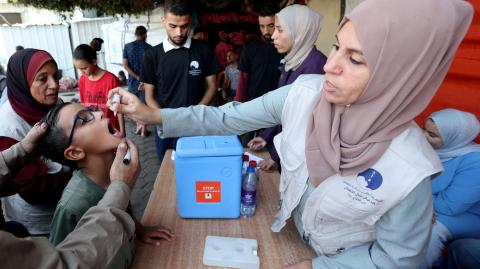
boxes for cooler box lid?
[176,135,244,157]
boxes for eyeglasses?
[66,108,95,146]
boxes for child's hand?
[136,224,174,245]
[259,158,278,172]
[247,137,267,151]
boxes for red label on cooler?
[196,181,221,203]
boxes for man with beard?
[234,6,283,146]
[141,0,218,163]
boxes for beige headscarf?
[276,5,323,72]
[304,0,473,187]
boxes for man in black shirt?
[141,0,218,163]
[234,6,283,145]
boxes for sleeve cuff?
[2,143,28,174]
[158,108,175,138]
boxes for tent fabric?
[417,0,480,142]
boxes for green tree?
[10,0,160,16]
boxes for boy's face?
[226,51,238,64]
[59,103,123,158]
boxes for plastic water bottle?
[249,160,259,178]
[242,154,249,176]
[240,165,258,217]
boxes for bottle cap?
[247,166,256,173]
[243,154,249,161]
[249,160,257,167]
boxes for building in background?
[0,1,166,80]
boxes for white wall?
[0,23,75,77]
[0,17,122,79]
[102,7,166,76]
[0,6,171,79]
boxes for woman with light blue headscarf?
[423,108,480,268]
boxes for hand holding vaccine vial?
[112,93,121,117]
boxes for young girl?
[73,44,125,136]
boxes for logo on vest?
[189,60,202,76]
[356,168,383,190]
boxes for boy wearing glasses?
[38,102,173,268]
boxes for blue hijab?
[429,109,480,162]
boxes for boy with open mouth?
[38,102,173,268]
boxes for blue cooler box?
[175,135,244,218]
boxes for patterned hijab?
[7,49,57,125]
[276,4,323,72]
[429,109,480,162]
[304,0,473,186]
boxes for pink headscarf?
[276,4,323,71]
[304,0,473,186]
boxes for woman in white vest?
[109,0,473,267]
[0,49,71,235]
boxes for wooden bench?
[130,150,315,268]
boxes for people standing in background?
[141,0,218,163]
[234,4,283,146]
[222,48,240,102]
[73,44,125,137]
[247,4,327,172]
[234,5,283,102]
[422,108,480,269]
[123,25,152,137]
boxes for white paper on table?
[203,235,260,269]
[244,152,264,163]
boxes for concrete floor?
[125,118,160,220]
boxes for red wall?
[416,0,480,142]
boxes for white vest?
[271,75,322,232]
[0,101,61,234]
[271,75,442,255]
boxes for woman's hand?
[107,87,162,125]
[136,223,175,245]
[21,122,48,153]
[247,137,267,151]
[283,260,312,269]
